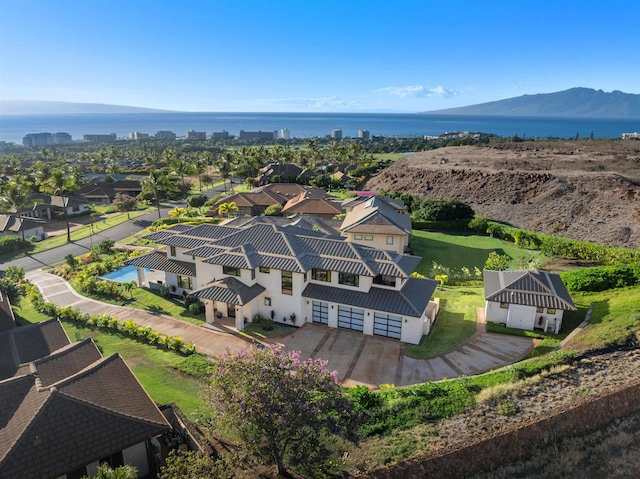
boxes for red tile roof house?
[483,269,576,334]
[0,319,170,479]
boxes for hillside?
[0,100,170,115]
[363,140,640,248]
[423,88,640,118]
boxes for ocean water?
[0,112,638,144]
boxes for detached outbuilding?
[483,269,576,334]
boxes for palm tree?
[47,169,75,243]
[217,201,238,218]
[143,169,172,219]
[170,156,195,192]
[0,181,39,252]
[168,207,187,222]
[217,152,234,192]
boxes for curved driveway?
[26,270,535,389]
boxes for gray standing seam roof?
[125,251,196,276]
[190,277,266,305]
[484,270,576,311]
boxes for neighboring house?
[483,269,577,334]
[0,214,47,241]
[281,194,342,219]
[18,193,91,220]
[206,184,330,217]
[127,221,439,344]
[75,180,143,204]
[340,196,412,254]
[0,319,171,479]
[255,163,303,185]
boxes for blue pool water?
[100,265,151,283]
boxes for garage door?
[337,306,364,332]
[373,313,402,339]
[507,306,535,331]
[312,301,328,324]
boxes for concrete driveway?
[27,270,535,389]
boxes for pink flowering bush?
[207,345,361,476]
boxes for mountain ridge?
[0,100,172,115]
[422,88,640,119]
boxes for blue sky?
[1,0,638,113]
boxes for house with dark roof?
[0,214,47,242]
[281,194,342,219]
[483,269,576,334]
[17,193,91,220]
[74,180,143,204]
[127,220,439,344]
[0,290,16,332]
[255,163,303,185]
[340,196,412,254]
[0,319,170,479]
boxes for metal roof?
[484,270,576,311]
[190,277,266,305]
[125,251,196,276]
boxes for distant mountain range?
[423,88,640,118]
[0,100,169,115]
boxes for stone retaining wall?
[366,379,640,478]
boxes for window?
[281,271,293,295]
[500,302,509,309]
[373,274,396,287]
[364,235,373,241]
[354,234,363,240]
[264,297,271,306]
[547,308,556,314]
[223,265,240,277]
[536,306,544,313]
[312,268,331,282]
[177,276,192,289]
[259,266,270,273]
[251,269,255,280]
[339,272,359,287]
[72,205,80,212]
[386,236,394,245]
[169,245,176,256]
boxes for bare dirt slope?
[364,140,640,247]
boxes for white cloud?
[255,96,361,110]
[373,85,459,98]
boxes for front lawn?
[405,286,483,358]
[410,230,549,277]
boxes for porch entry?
[227,303,236,318]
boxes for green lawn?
[410,230,549,277]
[12,296,207,418]
[405,286,483,358]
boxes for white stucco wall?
[345,232,406,254]
[123,441,150,478]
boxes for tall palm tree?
[0,181,39,251]
[217,201,238,218]
[217,152,234,192]
[143,169,172,219]
[47,169,76,242]
[170,156,195,192]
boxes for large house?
[340,196,412,254]
[0,319,170,479]
[483,269,576,334]
[17,193,91,220]
[127,221,439,344]
[75,180,143,205]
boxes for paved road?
[0,178,238,273]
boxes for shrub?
[187,194,208,208]
[561,263,640,292]
[263,204,283,216]
[4,266,25,282]
[468,215,488,234]
[188,301,204,314]
[0,235,26,252]
[97,239,115,255]
[414,199,474,222]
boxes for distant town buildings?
[622,132,640,139]
[279,128,291,140]
[128,131,149,140]
[22,132,72,147]
[331,129,343,140]
[238,130,277,140]
[211,130,230,140]
[186,130,207,140]
[358,129,370,140]
[155,130,177,140]
[83,133,117,142]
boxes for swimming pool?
[100,265,152,283]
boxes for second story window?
[312,269,331,282]
[169,246,176,256]
[339,272,359,287]
[281,271,293,295]
[373,274,396,287]
[259,266,270,273]
[223,265,240,277]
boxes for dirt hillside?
[364,140,640,248]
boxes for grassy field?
[405,286,482,358]
[410,230,549,276]
[12,297,207,418]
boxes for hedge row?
[0,235,26,253]
[25,285,196,355]
[486,222,640,265]
[561,263,640,292]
